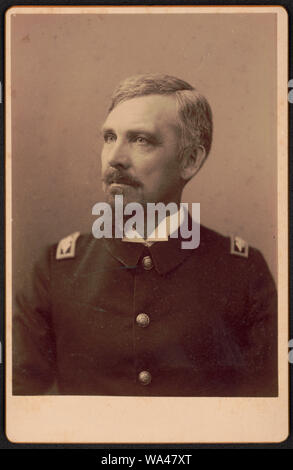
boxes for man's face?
[101,94,183,207]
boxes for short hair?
[108,73,213,157]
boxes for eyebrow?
[101,126,115,134]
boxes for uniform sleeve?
[241,248,278,396]
[13,247,57,395]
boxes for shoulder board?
[56,231,80,260]
[230,235,249,258]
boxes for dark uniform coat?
[13,224,278,396]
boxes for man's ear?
[180,146,206,183]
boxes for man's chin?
[105,184,141,207]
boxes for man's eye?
[104,134,116,144]
[134,136,149,145]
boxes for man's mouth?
[108,178,133,186]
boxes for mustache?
[102,168,142,188]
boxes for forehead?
[103,94,179,133]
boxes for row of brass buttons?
[136,313,151,384]
[137,257,152,384]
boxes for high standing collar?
[103,214,200,275]
[103,236,145,269]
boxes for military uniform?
[13,224,278,396]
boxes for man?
[13,74,277,396]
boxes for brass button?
[138,370,152,385]
[142,255,153,270]
[136,313,150,328]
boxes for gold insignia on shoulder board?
[56,231,80,260]
[230,235,249,258]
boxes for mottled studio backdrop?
[10,12,277,293]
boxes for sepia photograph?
[5,5,288,443]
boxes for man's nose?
[107,140,131,169]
